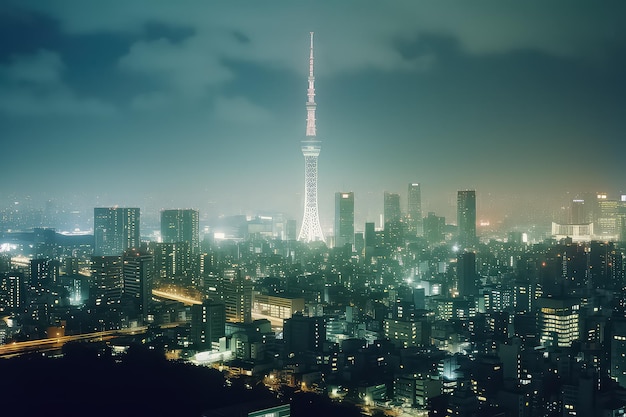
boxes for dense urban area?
[0,190,625,417]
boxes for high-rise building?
[122,248,153,324]
[457,251,478,298]
[570,199,589,224]
[94,207,140,256]
[407,183,422,237]
[384,192,403,248]
[90,255,123,306]
[364,221,376,261]
[423,212,445,245]
[160,209,199,254]
[0,272,24,310]
[334,192,354,248]
[223,268,252,323]
[384,192,402,224]
[457,190,476,248]
[29,258,59,288]
[298,32,325,243]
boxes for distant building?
[457,190,476,247]
[551,222,593,243]
[423,212,445,245]
[384,192,403,248]
[384,191,402,223]
[407,183,423,237]
[334,192,354,249]
[94,207,140,256]
[160,209,199,254]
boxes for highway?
[0,327,145,357]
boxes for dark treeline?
[0,342,361,417]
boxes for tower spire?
[298,32,325,243]
[306,31,316,137]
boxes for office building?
[252,294,305,320]
[160,209,199,254]
[94,207,140,256]
[223,268,252,323]
[29,258,59,288]
[384,192,403,248]
[457,251,478,298]
[122,248,154,324]
[407,183,423,237]
[423,212,445,245]
[90,255,123,306]
[384,191,402,223]
[334,192,354,248]
[537,297,580,348]
[283,312,326,355]
[457,190,476,247]
[190,299,225,349]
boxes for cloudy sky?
[2,1,625,232]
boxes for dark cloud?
[2,1,625,231]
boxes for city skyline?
[2,2,626,233]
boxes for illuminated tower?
[298,32,325,243]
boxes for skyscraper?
[457,251,478,298]
[122,248,153,324]
[384,192,403,248]
[334,192,354,248]
[94,207,140,256]
[384,192,402,224]
[407,183,422,237]
[298,32,325,243]
[160,209,199,254]
[457,190,476,248]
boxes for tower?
[334,192,354,248]
[457,190,476,248]
[298,32,325,243]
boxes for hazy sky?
[2,1,625,232]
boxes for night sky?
[2,1,625,232]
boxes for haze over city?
[2,1,626,232]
